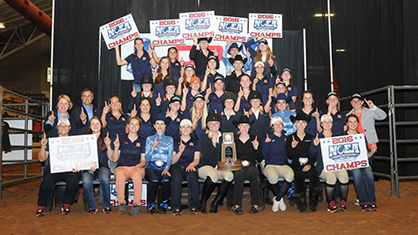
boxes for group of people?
[35,36,387,217]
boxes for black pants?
[232,165,261,207]
[37,167,80,206]
[145,168,171,209]
[292,166,320,194]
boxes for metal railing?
[0,86,49,199]
[340,85,418,198]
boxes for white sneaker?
[278,197,287,211]
[272,196,280,212]
[354,199,360,206]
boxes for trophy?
[217,132,242,171]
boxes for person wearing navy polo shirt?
[152,56,172,97]
[137,97,156,147]
[263,116,294,212]
[272,81,296,112]
[35,119,81,217]
[279,68,298,104]
[144,114,173,214]
[177,64,197,96]
[234,74,253,113]
[184,93,208,140]
[324,91,346,136]
[165,96,184,144]
[82,117,113,214]
[252,61,273,107]
[180,76,202,115]
[101,96,130,142]
[115,37,156,92]
[298,90,322,136]
[170,119,201,216]
[151,46,183,82]
[112,116,145,216]
[201,55,224,91]
[189,35,217,77]
[155,78,177,115]
[247,38,278,78]
[205,75,225,114]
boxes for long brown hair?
[155,56,172,86]
[89,117,107,152]
[255,45,274,64]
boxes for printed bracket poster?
[320,134,369,172]
[179,11,216,39]
[49,134,99,174]
[248,13,283,38]
[150,19,185,46]
[100,13,140,50]
[214,15,248,42]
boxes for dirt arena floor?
[0,161,417,235]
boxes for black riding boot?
[210,180,232,213]
[294,192,308,213]
[308,186,322,212]
[199,178,217,214]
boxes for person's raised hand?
[131,86,138,98]
[252,136,259,150]
[80,107,87,122]
[291,135,299,148]
[48,111,55,123]
[104,132,111,146]
[114,134,120,149]
[41,133,48,146]
[130,104,137,117]
[313,133,320,146]
[265,134,271,143]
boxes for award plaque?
[217,132,242,171]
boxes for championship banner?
[214,16,248,42]
[248,13,283,38]
[320,134,369,172]
[150,19,185,46]
[110,183,147,206]
[179,11,216,39]
[49,134,99,174]
[100,14,140,50]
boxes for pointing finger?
[105,101,108,106]
[106,132,109,138]
[292,135,295,141]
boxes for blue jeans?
[82,167,111,209]
[170,165,199,211]
[351,167,376,205]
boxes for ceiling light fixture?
[0,22,5,29]
[336,49,346,52]
[314,13,335,17]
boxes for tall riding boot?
[294,192,308,213]
[210,180,232,213]
[199,178,217,214]
[276,180,292,200]
[309,186,322,212]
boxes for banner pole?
[303,28,307,91]
[327,0,334,92]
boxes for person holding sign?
[230,115,263,215]
[198,113,234,214]
[345,114,379,211]
[189,35,217,77]
[170,119,200,216]
[310,114,349,213]
[286,113,321,212]
[36,119,81,217]
[144,114,173,214]
[112,116,145,216]
[82,117,113,214]
[115,37,156,92]
[247,38,277,78]
[263,116,294,212]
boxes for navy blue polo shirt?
[98,146,109,169]
[263,131,288,166]
[115,134,144,167]
[248,109,271,142]
[299,109,323,136]
[165,113,184,143]
[208,92,224,113]
[153,74,169,97]
[200,72,224,90]
[173,137,200,167]
[255,75,273,105]
[139,115,156,147]
[287,83,298,99]
[220,110,241,135]
[184,112,205,140]
[125,53,152,85]
[105,112,129,141]
[238,95,251,113]
[171,60,182,83]
[184,91,195,115]
[328,111,347,136]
